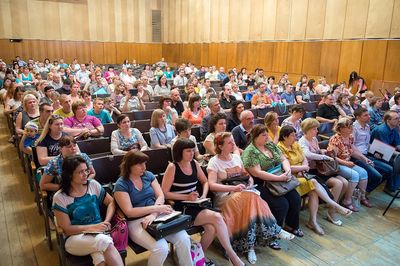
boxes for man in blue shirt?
[280,83,296,105]
[87,98,113,124]
[371,110,400,196]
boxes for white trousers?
[128,217,192,266]
[65,233,113,265]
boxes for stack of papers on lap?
[154,211,181,222]
[181,198,210,204]
[369,139,395,162]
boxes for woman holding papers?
[207,132,294,265]
[162,138,245,266]
[113,151,192,266]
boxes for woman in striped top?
[162,139,245,266]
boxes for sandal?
[326,212,342,226]
[289,228,304,238]
[277,229,295,240]
[268,241,281,250]
[335,205,353,217]
[342,202,359,212]
[306,222,325,236]
[361,198,373,208]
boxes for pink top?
[64,115,101,129]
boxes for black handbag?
[146,214,192,240]
[221,175,250,186]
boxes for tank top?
[22,111,39,129]
[21,73,33,82]
[170,161,198,194]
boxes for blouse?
[298,136,329,169]
[110,128,148,155]
[281,117,303,140]
[241,142,282,177]
[327,133,354,161]
[182,108,206,126]
[277,142,304,166]
[149,124,176,148]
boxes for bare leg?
[343,182,358,204]
[358,179,368,200]
[103,244,123,266]
[194,210,244,266]
[325,177,343,202]
[307,191,319,224]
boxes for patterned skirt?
[219,191,281,253]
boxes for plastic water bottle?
[352,188,361,210]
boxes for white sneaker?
[247,249,257,264]
[277,229,295,240]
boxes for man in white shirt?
[173,69,188,86]
[141,76,154,96]
[75,64,90,85]
[121,67,136,86]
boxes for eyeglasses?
[77,168,90,176]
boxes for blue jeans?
[387,153,400,191]
[338,165,368,183]
[354,156,393,192]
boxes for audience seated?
[316,93,340,123]
[232,110,254,151]
[111,114,148,155]
[159,96,178,126]
[182,95,206,126]
[63,100,104,138]
[200,98,222,139]
[336,93,354,118]
[149,109,176,149]
[119,82,146,112]
[113,151,192,266]
[220,85,237,110]
[296,83,311,104]
[15,93,40,135]
[390,93,400,114]
[153,74,171,97]
[327,118,371,211]
[203,112,228,155]
[170,88,184,116]
[53,155,123,266]
[173,69,188,86]
[264,111,281,144]
[280,83,296,105]
[368,97,384,131]
[87,98,113,124]
[277,126,352,235]
[208,132,294,264]
[162,139,244,266]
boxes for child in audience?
[20,121,39,155]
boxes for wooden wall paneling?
[305,0,327,40]
[272,42,288,73]
[257,42,273,71]
[61,41,77,63]
[128,43,139,63]
[337,41,363,83]
[319,41,341,84]
[46,41,62,62]
[170,44,181,65]
[0,40,15,63]
[286,42,305,74]
[103,42,117,64]
[225,43,237,70]
[200,43,210,66]
[246,43,259,72]
[383,41,400,82]
[323,0,346,39]
[236,43,249,70]
[365,0,394,38]
[151,44,163,64]
[76,42,91,63]
[30,40,47,62]
[12,41,32,62]
[136,44,150,63]
[290,0,308,40]
[274,0,291,40]
[360,40,388,86]
[390,0,400,38]
[261,0,277,40]
[343,0,369,39]
[116,43,130,64]
[208,44,219,67]
[89,42,105,64]
[249,0,264,41]
[217,43,228,69]
[301,42,322,76]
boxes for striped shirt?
[170,161,198,194]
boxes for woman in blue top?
[113,151,192,266]
[52,155,123,266]
[162,139,245,266]
[149,109,176,149]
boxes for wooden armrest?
[40,190,48,199]
[56,226,65,235]
[319,134,330,140]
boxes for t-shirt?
[53,108,73,119]
[44,153,92,184]
[37,132,66,157]
[52,180,105,225]
[317,104,340,120]
[23,135,39,148]
[87,109,113,125]
[295,91,311,102]
[280,92,296,105]
[113,172,156,207]
[207,154,245,203]
[64,115,102,129]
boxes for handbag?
[191,240,206,266]
[146,214,192,240]
[221,175,250,186]
[109,214,128,252]
[264,164,300,196]
[316,151,339,177]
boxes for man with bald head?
[170,88,184,115]
[232,110,255,151]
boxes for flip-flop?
[342,202,359,212]
[306,222,325,236]
[326,212,342,226]
[361,198,373,208]
[268,241,281,250]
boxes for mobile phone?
[129,89,138,96]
